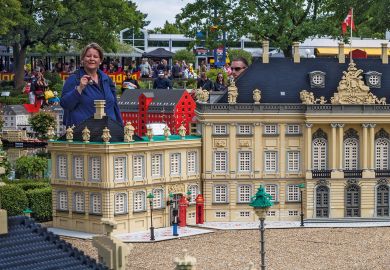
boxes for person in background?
[139,58,152,78]
[231,57,249,80]
[60,42,123,127]
[31,71,48,107]
[213,72,227,91]
[223,62,232,76]
[121,70,140,93]
[171,60,181,79]
[197,72,213,90]
[153,70,171,89]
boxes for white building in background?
[2,105,32,132]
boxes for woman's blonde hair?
[80,43,104,63]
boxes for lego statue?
[66,125,75,142]
[228,80,238,104]
[253,89,261,104]
[101,127,111,143]
[124,122,135,142]
[163,125,170,140]
[47,126,56,141]
[82,126,90,143]
[178,124,186,139]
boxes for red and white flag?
[342,9,356,34]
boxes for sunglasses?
[231,67,246,72]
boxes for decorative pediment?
[330,62,386,105]
[375,128,390,140]
[312,128,327,140]
[344,128,359,140]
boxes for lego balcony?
[343,170,363,178]
[375,170,390,178]
[312,170,332,179]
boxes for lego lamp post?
[250,185,274,270]
[298,183,305,227]
[147,193,155,241]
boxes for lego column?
[331,123,337,171]
[178,196,189,227]
[195,194,204,224]
[369,124,376,171]
[362,123,369,170]
[279,124,286,178]
[338,124,344,171]
[305,123,313,179]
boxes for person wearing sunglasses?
[213,72,227,91]
[231,57,249,80]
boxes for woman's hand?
[77,75,91,94]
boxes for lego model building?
[49,101,201,233]
[197,41,390,222]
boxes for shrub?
[206,68,228,83]
[0,185,29,216]
[228,49,253,65]
[15,181,49,191]
[26,187,52,222]
[43,71,63,89]
[173,49,195,64]
[0,96,28,105]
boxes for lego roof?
[218,58,390,103]
[4,105,28,115]
[119,89,187,112]
[142,48,175,58]
[0,216,107,270]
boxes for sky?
[133,0,194,29]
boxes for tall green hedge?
[0,185,29,216]
[26,187,52,222]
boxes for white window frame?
[89,157,101,182]
[170,153,181,175]
[133,155,145,180]
[188,185,199,204]
[238,124,252,135]
[114,156,127,182]
[287,124,300,134]
[239,211,250,217]
[214,151,227,173]
[151,154,162,177]
[214,184,228,203]
[73,192,85,213]
[237,184,252,203]
[213,124,228,135]
[187,151,197,174]
[287,185,300,202]
[73,156,84,180]
[375,138,389,170]
[265,184,278,202]
[152,189,164,209]
[215,211,227,218]
[264,151,278,172]
[57,155,67,179]
[287,151,300,172]
[344,138,359,170]
[90,193,102,214]
[312,138,327,170]
[57,191,68,211]
[133,191,146,212]
[238,151,251,172]
[264,124,278,134]
[114,193,128,214]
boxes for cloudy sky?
[133,0,194,29]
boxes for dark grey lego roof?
[0,216,108,270]
[218,58,390,103]
[118,89,186,112]
[3,105,27,115]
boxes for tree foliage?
[173,49,196,64]
[151,20,184,34]
[228,49,252,65]
[176,0,389,57]
[0,0,20,35]
[15,156,48,179]
[0,0,146,89]
[29,112,56,139]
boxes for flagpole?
[350,8,353,63]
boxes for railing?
[344,170,363,178]
[375,170,390,177]
[312,170,332,179]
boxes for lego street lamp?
[250,185,274,270]
[298,183,305,227]
[147,193,155,241]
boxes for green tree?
[227,49,252,65]
[15,156,48,179]
[173,49,196,64]
[29,112,56,139]
[0,0,146,89]
[0,0,20,35]
[151,20,184,34]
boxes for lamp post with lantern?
[250,185,274,270]
[298,183,305,227]
[147,193,155,241]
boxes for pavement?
[48,220,390,242]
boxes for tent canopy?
[142,48,175,58]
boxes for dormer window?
[365,71,382,88]
[309,71,326,88]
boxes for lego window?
[239,211,250,217]
[237,185,252,203]
[309,71,326,88]
[133,155,145,180]
[287,185,300,202]
[188,185,199,203]
[151,154,163,177]
[287,151,300,172]
[369,75,379,86]
[214,151,227,173]
[312,138,327,170]
[57,155,67,179]
[344,138,359,170]
[312,74,323,85]
[287,124,300,134]
[365,71,382,88]
[73,192,85,213]
[73,156,84,180]
[115,193,128,214]
[90,193,102,214]
[152,189,164,209]
[170,153,181,175]
[213,124,227,135]
[133,191,145,212]
[264,151,278,172]
[89,157,101,182]
[187,151,197,174]
[214,185,228,203]
[264,124,278,135]
[114,157,127,182]
[238,125,252,135]
[375,138,390,170]
[265,184,278,202]
[238,151,251,172]
[57,191,68,210]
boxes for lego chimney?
[293,42,300,63]
[94,100,106,119]
[262,40,269,64]
[381,43,388,64]
[338,42,345,64]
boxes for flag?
[342,9,356,34]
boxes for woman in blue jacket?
[60,43,123,127]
